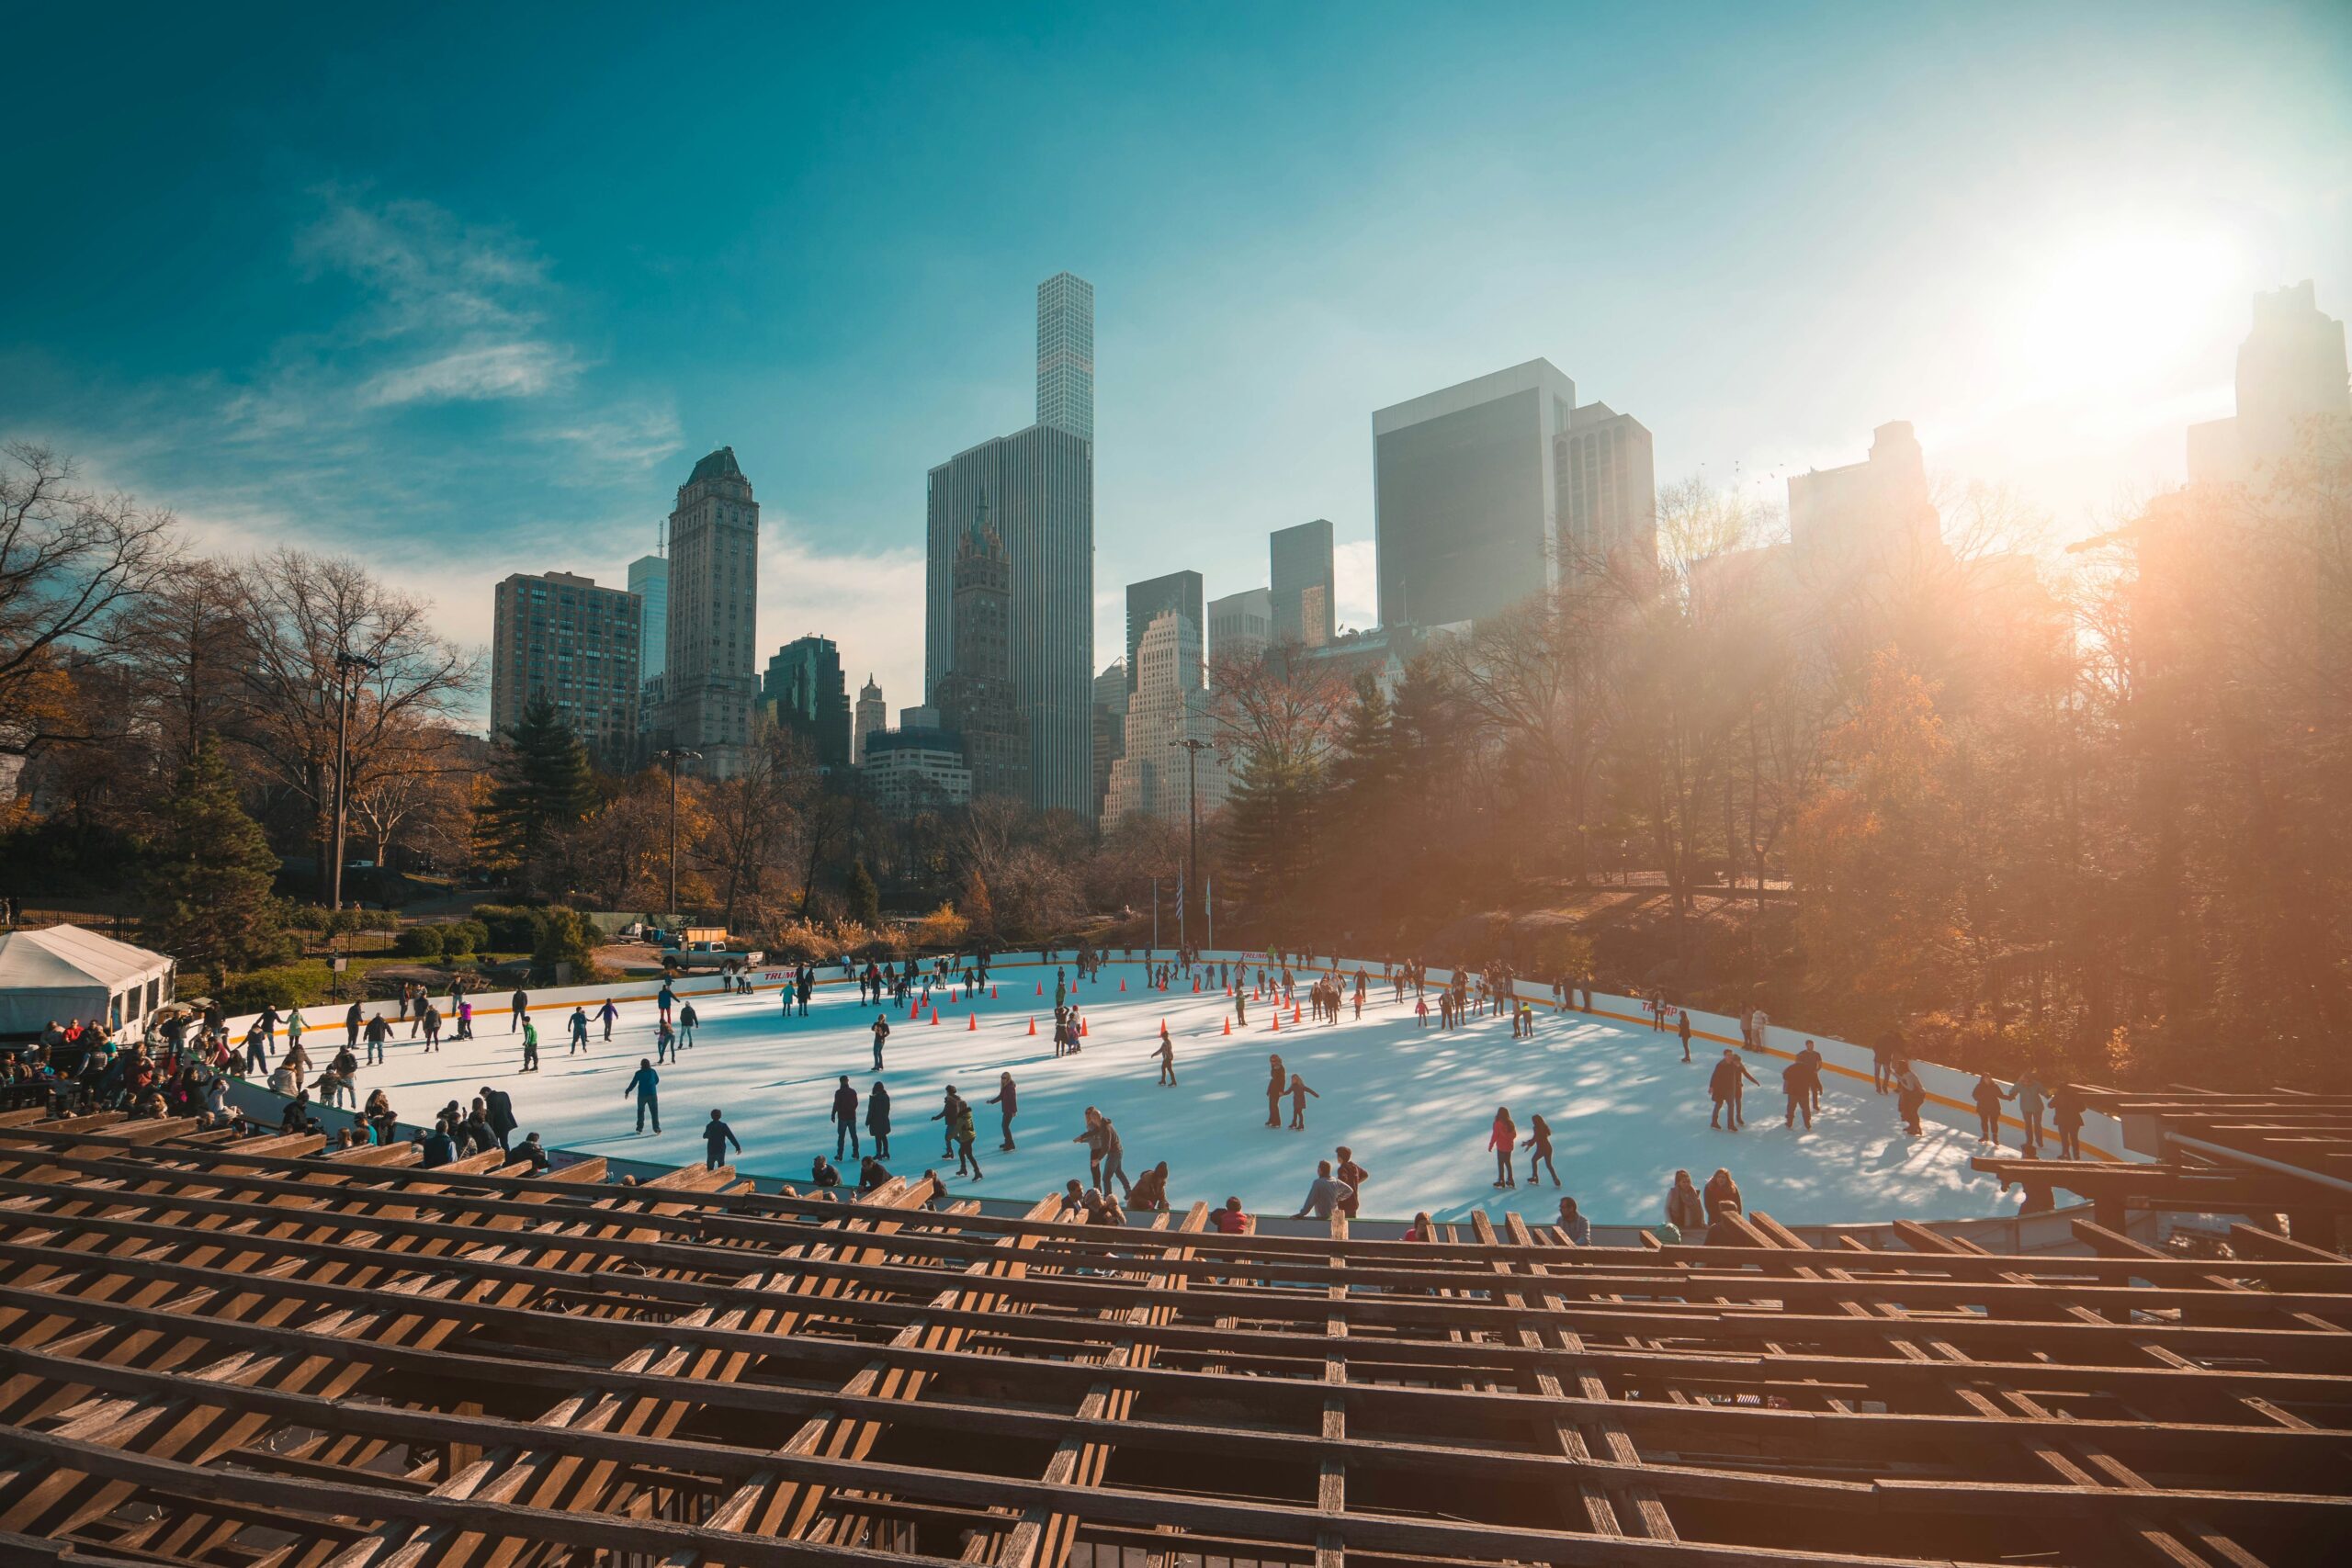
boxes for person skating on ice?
[703,1109,741,1170]
[623,1058,660,1134]
[1286,1072,1318,1130]
[866,1080,892,1157]
[1488,1107,1518,1188]
[831,1076,860,1159]
[1151,1023,1176,1085]
[1265,1055,1285,1128]
[1522,1113,1559,1185]
[870,1010,890,1071]
[986,1072,1017,1149]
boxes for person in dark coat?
[480,1085,517,1153]
[865,1081,892,1157]
[704,1109,741,1169]
[831,1075,860,1159]
[1709,1050,1758,1130]
[986,1071,1018,1150]
[809,1155,841,1189]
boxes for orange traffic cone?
[1271,1013,1280,1032]
[1027,1016,1036,1036]
[1292,1002,1301,1022]
[1222,1017,1231,1035]
[1080,1016,1089,1036]
[990,986,998,999]
[931,1008,940,1025]
[1036,980,1045,996]
[1119,977,1126,991]
[967,1012,977,1032]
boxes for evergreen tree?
[478,696,595,886]
[146,737,285,977]
[844,858,882,928]
[531,905,598,982]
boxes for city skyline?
[5,6,2348,727]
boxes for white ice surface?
[352,961,2026,1226]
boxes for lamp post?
[1170,737,1212,952]
[656,747,701,925]
[328,649,379,911]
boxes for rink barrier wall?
[216,944,2132,1198]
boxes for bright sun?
[2014,223,2247,397]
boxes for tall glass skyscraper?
[926,274,1097,817]
[1270,518,1335,647]
[627,553,667,682]
[1036,271,1094,440]
[1374,359,1575,629]
[1124,570,1203,693]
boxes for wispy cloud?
[359,341,576,407]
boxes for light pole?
[656,747,700,925]
[1170,737,1211,952]
[328,649,379,911]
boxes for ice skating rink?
[354,962,2033,1225]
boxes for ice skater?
[519,1016,538,1072]
[569,1006,589,1054]
[598,998,619,1041]
[678,1001,697,1049]
[1151,1023,1176,1085]
[933,1086,965,1157]
[1265,1055,1285,1128]
[624,1058,661,1134]
[1710,1049,1758,1131]
[953,1099,983,1179]
[1489,1106,1518,1188]
[866,1080,891,1157]
[1522,1112,1559,1185]
[1286,1072,1318,1131]
[831,1076,861,1159]
[870,1010,890,1071]
[704,1109,741,1169]
[986,1071,1017,1149]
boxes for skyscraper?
[1091,659,1125,820]
[1374,358,1576,628]
[1787,421,1941,570]
[1102,609,1228,827]
[925,274,1097,817]
[1125,571,1204,694]
[931,500,1031,802]
[1207,587,1272,671]
[1036,271,1095,441]
[489,570,640,754]
[1269,519,1335,648]
[661,446,760,777]
[761,635,852,769]
[925,432,1094,815]
[1554,402,1658,581]
[2188,280,2351,484]
[853,674,886,765]
[627,552,668,682]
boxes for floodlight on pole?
[656,748,701,922]
[329,650,380,913]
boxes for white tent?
[0,924,175,1041]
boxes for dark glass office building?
[1373,359,1575,629]
[1123,570,1203,694]
[762,634,852,769]
[924,425,1095,818]
[1270,518,1335,647]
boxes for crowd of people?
[0,937,2091,1247]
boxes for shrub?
[219,967,314,1013]
[452,919,490,953]
[913,902,969,951]
[531,906,596,980]
[393,924,447,958]
[476,904,546,953]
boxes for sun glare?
[2014,223,2247,398]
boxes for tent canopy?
[0,924,175,1039]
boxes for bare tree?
[0,443,176,763]
[232,548,479,891]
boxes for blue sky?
[6,3,2348,720]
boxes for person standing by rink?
[1151,1022,1176,1085]
[703,1109,741,1170]
[1334,1145,1368,1218]
[831,1076,861,1159]
[1677,1008,1693,1062]
[797,964,813,1016]
[870,1010,890,1071]
[510,986,529,1033]
[623,1058,661,1134]
[986,1071,1018,1149]
[456,994,475,1039]
[1264,1055,1286,1128]
[866,1080,892,1157]
[345,999,364,1052]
